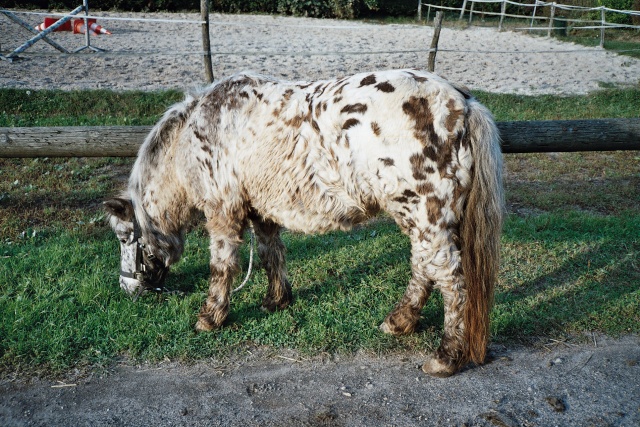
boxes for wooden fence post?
[417,0,422,21]
[201,0,214,84]
[428,12,444,72]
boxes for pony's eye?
[120,238,128,244]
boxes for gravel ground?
[1,336,639,426]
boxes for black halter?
[120,219,166,293]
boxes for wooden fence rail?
[1,118,639,158]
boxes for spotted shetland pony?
[105,69,504,377]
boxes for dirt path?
[1,336,639,426]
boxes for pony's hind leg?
[195,219,244,332]
[252,218,292,312]
[380,234,434,335]
[421,268,468,377]
[380,227,468,377]
[419,238,468,377]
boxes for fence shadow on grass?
[493,215,639,342]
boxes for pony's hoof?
[195,316,218,332]
[379,321,393,334]
[379,315,417,336]
[421,355,456,378]
[261,297,291,313]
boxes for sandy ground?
[2,10,640,427]
[1,11,640,94]
[1,336,639,426]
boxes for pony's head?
[104,197,169,295]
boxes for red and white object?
[73,19,112,35]
[34,17,73,32]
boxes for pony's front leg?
[195,232,242,331]
[253,219,292,312]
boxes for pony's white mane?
[127,93,199,266]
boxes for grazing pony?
[105,69,504,377]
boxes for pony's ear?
[103,198,134,222]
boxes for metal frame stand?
[73,0,105,53]
[0,0,104,62]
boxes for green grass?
[1,88,639,375]
[0,89,183,127]
[1,213,638,374]
[2,86,639,128]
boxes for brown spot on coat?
[341,103,368,114]
[285,115,305,128]
[360,74,377,86]
[375,82,395,93]
[406,71,429,83]
[426,196,446,224]
[416,182,435,195]
[402,96,439,147]
[379,157,395,167]
[334,82,349,95]
[393,196,409,204]
[409,153,428,181]
[252,90,264,101]
[342,118,360,130]
[371,122,381,136]
[445,99,464,133]
[423,145,439,162]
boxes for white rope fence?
[1,1,638,77]
[3,9,638,57]
[422,0,640,46]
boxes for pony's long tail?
[461,99,504,365]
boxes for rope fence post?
[460,0,468,20]
[201,0,214,84]
[530,0,539,32]
[428,11,444,72]
[548,2,556,37]
[499,0,507,31]
[600,7,606,48]
[417,0,422,21]
[469,1,476,25]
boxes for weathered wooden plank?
[1,119,639,158]
[497,118,640,153]
[0,126,148,157]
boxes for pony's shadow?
[158,219,430,330]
